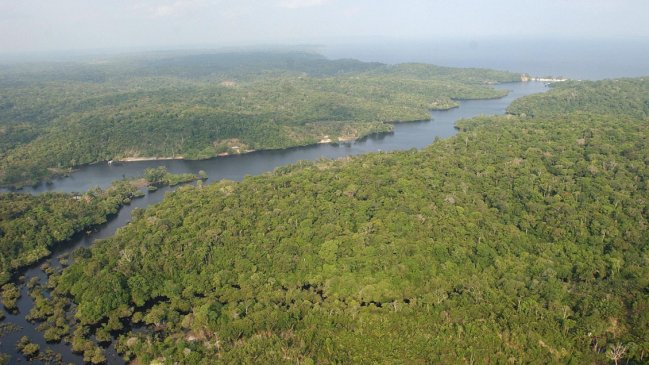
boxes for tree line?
[33,78,649,363]
[0,51,521,188]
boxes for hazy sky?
[1,0,648,53]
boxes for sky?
[1,0,649,53]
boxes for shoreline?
[0,80,549,364]
[117,156,185,162]
[2,82,520,188]
[110,87,516,165]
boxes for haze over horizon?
[2,0,649,54]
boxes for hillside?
[507,78,649,119]
[0,51,522,188]
[35,78,649,363]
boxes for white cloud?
[277,0,328,9]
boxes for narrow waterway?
[0,81,547,364]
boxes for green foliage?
[16,335,39,358]
[70,326,106,364]
[48,78,649,363]
[0,283,19,311]
[508,78,649,119]
[27,281,71,343]
[0,51,521,187]
[0,179,141,285]
[144,166,204,186]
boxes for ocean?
[320,38,649,80]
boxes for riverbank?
[5,82,547,195]
[0,185,178,365]
[0,170,206,287]
[117,156,184,162]
[0,81,548,364]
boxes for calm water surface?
[17,81,547,195]
[322,38,649,80]
[0,81,547,364]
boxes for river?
[0,81,547,364]
[15,82,547,195]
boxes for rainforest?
[0,46,649,364]
[0,52,521,188]
[3,0,649,363]
[0,76,645,364]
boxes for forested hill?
[43,78,649,364]
[0,51,522,188]
[507,78,649,118]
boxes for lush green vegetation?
[508,78,649,119]
[144,166,207,187]
[34,78,649,363]
[0,167,205,286]
[0,283,20,312]
[1,322,64,363]
[15,335,39,358]
[0,51,522,187]
[0,180,143,286]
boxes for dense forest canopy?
[0,181,141,286]
[0,167,202,287]
[39,78,649,363]
[0,51,522,188]
[507,78,649,119]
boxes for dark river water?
[16,81,547,195]
[0,81,547,364]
